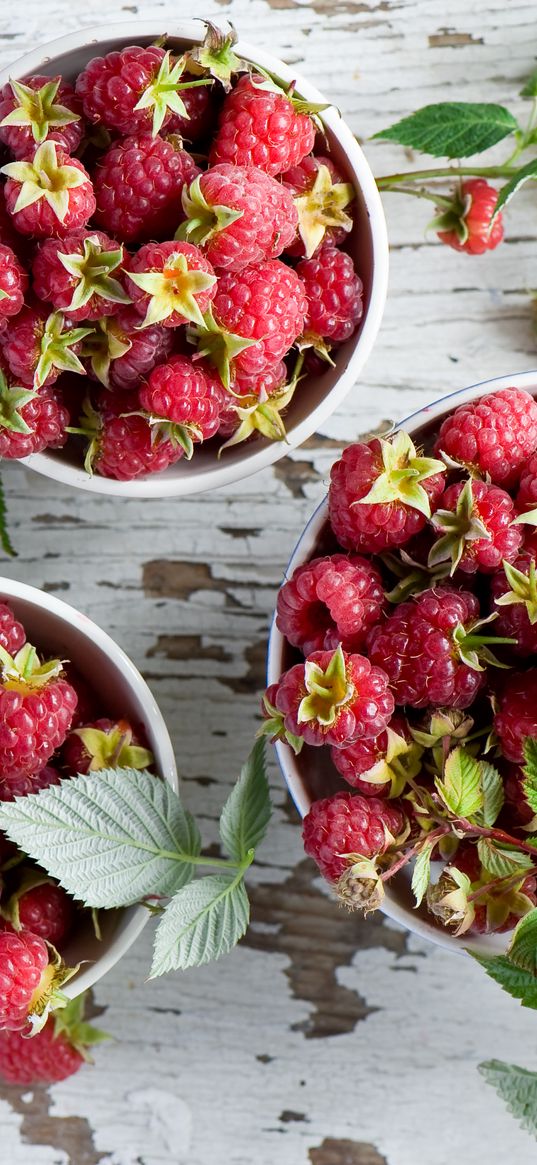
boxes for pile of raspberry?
[0,597,153,1079]
[265,385,537,938]
[0,33,363,481]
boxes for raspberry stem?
[376,165,519,190]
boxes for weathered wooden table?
[2,1,537,1161]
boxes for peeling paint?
[146,634,231,663]
[274,457,322,498]
[428,28,484,47]
[310,1137,389,1165]
[6,1085,107,1165]
[219,638,267,694]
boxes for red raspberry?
[296,245,363,343]
[167,83,217,142]
[62,716,152,775]
[441,842,536,935]
[0,1018,83,1083]
[276,553,385,655]
[217,360,288,437]
[78,393,183,482]
[491,553,537,656]
[0,602,25,655]
[436,180,504,255]
[126,240,216,329]
[0,764,60,802]
[210,73,315,177]
[93,133,200,244]
[0,643,77,778]
[139,355,223,446]
[0,195,27,256]
[516,451,537,517]
[83,308,173,392]
[283,154,354,258]
[0,75,84,160]
[197,260,307,389]
[302,790,405,883]
[434,387,537,488]
[0,928,51,1031]
[232,360,288,398]
[32,229,130,323]
[271,644,394,748]
[429,479,522,574]
[330,715,417,797]
[368,587,488,710]
[0,244,27,322]
[494,670,537,763]
[0,303,89,390]
[328,432,446,554]
[2,142,95,239]
[0,358,68,460]
[76,46,204,138]
[11,882,74,949]
[179,164,298,272]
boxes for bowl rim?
[0,575,178,993]
[267,367,537,955]
[1,19,389,497]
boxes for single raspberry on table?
[92,133,200,244]
[283,154,354,258]
[82,308,174,392]
[0,992,107,1083]
[72,393,183,481]
[210,72,316,177]
[7,880,75,949]
[0,602,25,655]
[302,790,405,883]
[427,842,536,936]
[0,303,90,389]
[32,230,131,323]
[435,179,504,256]
[296,245,363,344]
[62,717,153,775]
[276,553,386,656]
[0,359,68,460]
[330,715,422,798]
[178,163,298,272]
[491,553,537,656]
[434,386,537,488]
[267,643,394,749]
[428,478,522,574]
[139,355,223,455]
[0,927,71,1032]
[2,141,95,239]
[191,260,307,390]
[76,45,212,138]
[0,75,84,160]
[328,431,446,554]
[0,642,77,779]
[0,764,60,802]
[494,670,537,763]
[126,240,216,329]
[367,586,506,710]
[0,244,28,322]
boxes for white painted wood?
[1,1,537,1162]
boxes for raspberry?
[194,260,307,389]
[296,245,363,343]
[0,928,52,1031]
[0,764,60,802]
[516,451,537,517]
[302,790,405,883]
[0,1018,83,1083]
[32,230,130,323]
[491,554,537,656]
[276,553,385,655]
[62,717,153,775]
[330,715,420,797]
[0,244,27,322]
[494,670,537,763]
[328,432,446,554]
[76,46,205,138]
[0,602,25,655]
[283,155,354,258]
[434,387,537,488]
[83,308,173,392]
[77,393,183,481]
[368,587,490,710]
[270,644,394,749]
[0,303,89,390]
[179,164,298,272]
[0,196,27,256]
[433,842,536,935]
[139,355,223,448]
[2,142,95,239]
[10,881,75,949]
[0,359,68,460]
[436,180,504,256]
[126,240,216,329]
[167,83,217,142]
[429,478,522,574]
[210,73,316,177]
[92,133,200,244]
[0,643,77,778]
[0,75,84,160]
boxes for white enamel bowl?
[0,577,178,995]
[0,21,389,496]
[267,370,537,955]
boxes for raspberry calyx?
[298,643,355,729]
[495,558,537,625]
[189,304,256,390]
[428,478,492,571]
[0,76,80,146]
[185,22,246,91]
[34,312,92,389]
[0,641,64,693]
[56,234,131,315]
[220,353,305,451]
[178,173,245,246]
[128,249,217,328]
[293,163,354,259]
[68,721,154,772]
[1,141,88,225]
[353,430,445,519]
[132,50,213,138]
[0,368,38,435]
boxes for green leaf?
[478,1060,537,1138]
[411,842,434,907]
[493,158,537,220]
[0,769,201,908]
[373,102,519,158]
[477,837,534,879]
[521,70,537,98]
[0,470,16,557]
[472,952,537,1010]
[523,738,537,813]
[150,874,249,977]
[435,747,483,817]
[508,907,537,974]
[474,761,504,827]
[219,739,271,863]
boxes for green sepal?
[57,234,131,313]
[0,366,38,434]
[219,353,305,454]
[133,50,213,137]
[71,723,154,773]
[356,725,423,799]
[0,641,63,690]
[381,547,451,604]
[188,303,255,391]
[426,864,475,936]
[185,22,246,92]
[65,397,103,475]
[352,429,445,518]
[513,505,537,528]
[127,250,216,329]
[1,140,87,224]
[0,76,80,145]
[257,691,303,755]
[298,643,353,729]
[428,478,490,573]
[52,992,111,1062]
[80,318,132,389]
[452,611,515,671]
[495,558,537,624]
[294,163,354,259]
[177,173,243,246]
[34,312,92,389]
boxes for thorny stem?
[376,164,520,190]
[381,185,454,207]
[458,818,537,859]
[467,868,536,903]
[381,827,448,882]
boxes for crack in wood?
[280,1109,308,1122]
[273,458,322,498]
[142,559,244,607]
[310,1137,389,1165]
[146,634,232,663]
[218,638,267,694]
[428,28,484,47]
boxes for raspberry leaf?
[1,141,87,223]
[471,952,537,1009]
[150,873,249,976]
[477,837,533,879]
[0,77,79,144]
[522,738,537,814]
[492,158,537,221]
[472,761,505,827]
[411,841,434,908]
[219,739,271,863]
[373,103,519,158]
[435,746,483,818]
[478,1060,537,1138]
[507,907,537,974]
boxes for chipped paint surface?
[2,0,537,1162]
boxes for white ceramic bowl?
[0,20,389,497]
[0,576,178,995]
[267,369,537,956]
